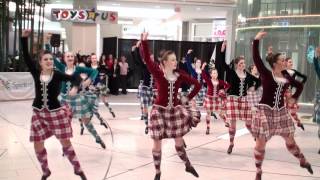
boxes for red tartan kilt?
[203,95,225,112]
[149,105,200,140]
[226,96,252,122]
[252,105,295,140]
[246,90,261,107]
[30,105,73,142]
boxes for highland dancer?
[252,31,313,180]
[21,30,87,180]
[201,62,230,134]
[54,52,106,149]
[141,32,201,180]
[217,41,261,154]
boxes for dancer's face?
[64,52,75,66]
[163,54,177,71]
[211,69,218,79]
[91,54,98,64]
[274,55,286,71]
[236,59,245,71]
[195,59,201,69]
[251,65,258,76]
[286,59,293,69]
[40,53,54,71]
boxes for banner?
[0,72,35,101]
[51,9,118,24]
[212,20,226,38]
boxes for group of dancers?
[21,29,319,180]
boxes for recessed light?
[112,3,121,6]
[155,5,161,8]
[196,7,201,11]
[56,0,61,2]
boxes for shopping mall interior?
[0,0,319,180]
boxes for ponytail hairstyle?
[266,53,282,68]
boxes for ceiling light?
[112,3,121,6]
[196,7,201,11]
[155,5,161,8]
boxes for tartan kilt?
[247,88,262,108]
[203,95,225,112]
[138,85,154,108]
[137,81,144,98]
[226,96,252,122]
[96,82,108,96]
[149,105,201,140]
[84,91,99,113]
[194,86,206,105]
[252,105,295,141]
[315,90,320,125]
[30,105,73,142]
[60,93,92,119]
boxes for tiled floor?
[0,93,319,180]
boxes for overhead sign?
[212,20,226,38]
[51,9,118,24]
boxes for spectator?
[119,55,129,94]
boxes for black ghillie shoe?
[297,123,305,131]
[75,171,87,180]
[206,128,210,135]
[145,126,149,134]
[154,173,161,180]
[255,172,262,180]
[185,166,199,178]
[41,170,51,180]
[96,139,106,149]
[300,162,313,174]
[227,144,234,154]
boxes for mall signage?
[51,9,118,24]
[212,20,226,38]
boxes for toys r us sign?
[51,9,118,24]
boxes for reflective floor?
[0,93,319,180]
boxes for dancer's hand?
[254,31,267,40]
[187,49,193,54]
[221,40,227,52]
[141,32,148,41]
[201,62,207,70]
[136,40,141,47]
[22,30,31,37]
[131,45,136,52]
[82,79,92,88]
[68,87,78,97]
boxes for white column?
[226,8,237,64]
